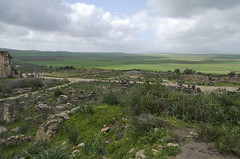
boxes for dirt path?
[1,77,239,103]
[172,128,239,159]
[162,80,239,92]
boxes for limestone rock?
[101,127,110,132]
[0,135,31,146]
[36,103,51,111]
[167,143,180,148]
[78,142,85,147]
[0,126,8,134]
[36,119,59,141]
[55,112,70,120]
[135,150,146,159]
[129,148,135,153]
[11,127,20,133]
[57,95,69,104]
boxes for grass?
[1,80,240,158]
[8,49,240,74]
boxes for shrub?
[184,68,194,74]
[35,148,69,159]
[54,89,64,97]
[26,141,49,157]
[228,71,236,77]
[197,124,237,152]
[77,104,95,115]
[19,121,29,134]
[174,69,180,74]
[64,124,79,145]
[102,92,119,105]
[130,114,171,137]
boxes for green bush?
[26,141,49,157]
[184,68,194,74]
[174,69,180,74]
[54,89,64,97]
[197,124,238,152]
[35,148,69,159]
[77,104,95,115]
[102,92,119,105]
[130,114,171,137]
[64,124,79,145]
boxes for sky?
[0,0,240,53]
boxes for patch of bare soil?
[172,128,239,159]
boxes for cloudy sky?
[0,0,240,53]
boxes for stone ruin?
[0,51,19,78]
[0,97,23,123]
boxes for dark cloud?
[0,0,71,31]
[148,0,240,18]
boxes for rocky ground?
[0,69,240,158]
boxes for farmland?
[8,49,240,74]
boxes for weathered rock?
[55,112,70,120]
[54,105,67,113]
[78,142,85,147]
[167,143,180,148]
[101,127,110,132]
[11,127,20,133]
[57,95,69,104]
[36,103,51,111]
[71,150,79,157]
[36,119,59,141]
[0,51,19,78]
[70,107,80,114]
[2,97,21,123]
[129,148,135,153]
[0,135,31,146]
[0,126,8,134]
[135,150,146,159]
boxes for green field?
[8,49,240,74]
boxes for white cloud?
[0,0,149,52]
[0,0,240,53]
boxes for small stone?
[101,127,110,132]
[135,150,146,159]
[129,148,135,153]
[78,142,85,147]
[11,127,20,133]
[71,150,79,157]
[167,143,180,148]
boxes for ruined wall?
[0,97,21,123]
[0,51,18,78]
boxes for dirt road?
[1,77,239,103]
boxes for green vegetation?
[1,79,240,158]
[9,50,240,74]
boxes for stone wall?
[0,97,21,123]
[0,51,18,78]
